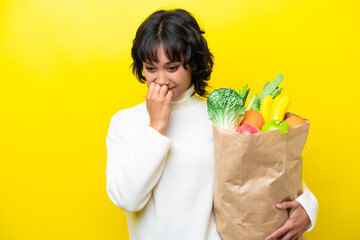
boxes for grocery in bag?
[208,74,309,239]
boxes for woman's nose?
[155,71,169,85]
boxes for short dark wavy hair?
[131,9,214,97]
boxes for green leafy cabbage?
[207,88,245,130]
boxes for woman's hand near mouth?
[146,82,173,135]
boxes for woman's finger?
[152,83,161,96]
[147,82,154,94]
[165,89,173,103]
[276,201,297,210]
[265,222,291,240]
[282,228,301,240]
[147,82,155,99]
[159,85,169,98]
[278,230,296,240]
[290,233,301,240]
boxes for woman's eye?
[168,66,179,72]
[145,67,155,72]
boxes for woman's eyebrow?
[164,61,181,65]
[143,61,181,65]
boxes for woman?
[106,9,318,240]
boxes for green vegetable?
[270,87,282,99]
[259,73,284,104]
[229,84,250,104]
[235,84,250,104]
[207,88,245,130]
[245,94,260,112]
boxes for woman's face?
[142,46,192,101]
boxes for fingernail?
[276,204,281,208]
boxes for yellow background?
[1,0,359,239]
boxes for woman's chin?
[171,95,178,101]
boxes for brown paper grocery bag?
[213,112,309,240]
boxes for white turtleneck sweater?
[106,85,318,240]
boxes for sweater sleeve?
[295,181,318,232]
[106,112,173,212]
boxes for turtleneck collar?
[170,84,197,112]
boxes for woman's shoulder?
[193,96,208,111]
[110,101,148,124]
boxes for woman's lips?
[168,87,175,90]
